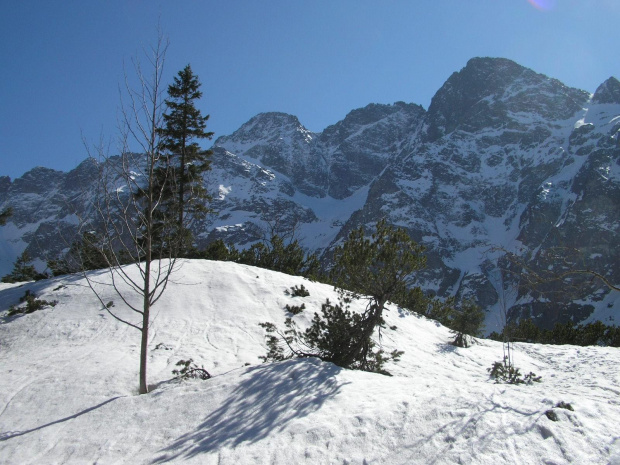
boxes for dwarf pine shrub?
[172,359,211,380]
[488,357,541,385]
[7,290,57,316]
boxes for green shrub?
[261,298,403,375]
[200,239,239,261]
[239,235,320,277]
[488,357,541,385]
[285,303,306,315]
[545,410,559,421]
[555,401,573,411]
[287,284,310,297]
[450,300,485,348]
[488,318,620,347]
[172,359,211,380]
[2,252,48,283]
[7,290,57,316]
[260,220,424,375]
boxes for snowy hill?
[1,260,619,464]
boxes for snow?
[214,224,243,233]
[1,260,619,464]
[217,184,232,200]
[292,185,370,250]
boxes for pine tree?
[327,219,426,369]
[450,299,485,347]
[2,251,47,283]
[156,64,214,254]
[48,231,114,276]
[238,234,320,277]
[260,219,426,374]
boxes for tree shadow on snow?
[153,358,346,463]
[0,396,124,441]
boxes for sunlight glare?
[527,0,556,10]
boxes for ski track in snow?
[0,260,619,464]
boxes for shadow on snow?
[154,358,346,462]
[0,396,124,441]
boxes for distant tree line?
[489,318,620,347]
[6,218,617,352]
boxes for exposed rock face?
[1,57,618,332]
[592,77,620,105]
[315,102,426,199]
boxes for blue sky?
[1,0,618,179]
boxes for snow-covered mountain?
[1,260,619,464]
[1,57,618,331]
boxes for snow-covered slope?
[1,260,619,464]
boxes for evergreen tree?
[156,64,214,254]
[48,231,113,276]
[238,234,320,278]
[2,251,47,283]
[327,219,426,369]
[201,239,239,261]
[450,299,485,347]
[260,219,426,374]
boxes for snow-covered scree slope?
[1,260,619,464]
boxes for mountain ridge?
[1,57,618,331]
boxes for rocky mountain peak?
[425,57,589,141]
[62,158,99,192]
[10,167,64,195]
[215,112,312,147]
[213,112,322,197]
[321,102,425,142]
[592,77,620,104]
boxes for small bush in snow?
[488,357,541,385]
[172,359,211,380]
[261,220,423,375]
[285,303,306,315]
[261,298,403,375]
[7,290,57,316]
[545,410,559,421]
[287,284,310,297]
[556,401,573,411]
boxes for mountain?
[1,260,619,463]
[0,57,618,331]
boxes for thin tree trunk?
[178,147,185,230]
[339,298,387,368]
[139,291,150,394]
[177,98,188,244]
[139,171,153,394]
